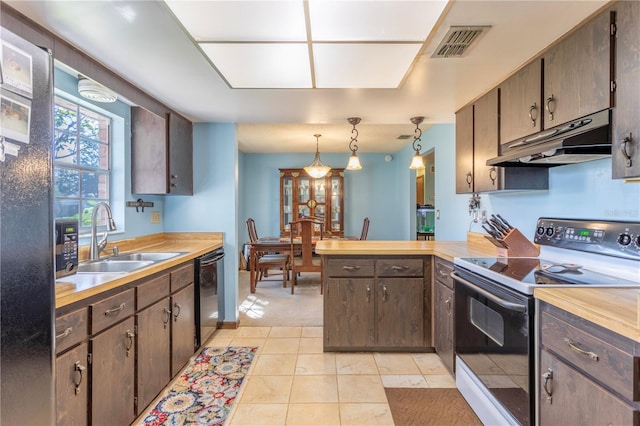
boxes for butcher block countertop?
[535,287,640,343]
[55,232,222,309]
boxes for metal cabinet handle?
[173,302,182,321]
[621,133,633,167]
[342,265,361,271]
[171,174,178,179]
[445,297,451,312]
[73,361,86,395]
[542,368,553,404]
[489,167,497,186]
[104,303,125,316]
[365,285,371,303]
[545,94,555,121]
[391,265,408,271]
[56,327,73,340]
[466,172,473,188]
[125,330,135,357]
[163,307,172,329]
[382,285,388,302]
[528,103,538,127]
[563,338,599,361]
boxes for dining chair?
[246,218,290,288]
[360,217,370,240]
[289,218,324,294]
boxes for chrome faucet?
[90,202,117,260]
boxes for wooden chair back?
[360,217,370,240]
[289,218,324,293]
[246,218,259,243]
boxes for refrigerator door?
[0,26,55,425]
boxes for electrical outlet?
[481,210,487,222]
[151,211,161,224]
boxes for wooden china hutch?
[279,168,344,237]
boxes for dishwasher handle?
[199,250,225,266]
[450,271,527,313]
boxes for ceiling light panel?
[313,44,422,88]
[199,43,312,88]
[165,0,307,41]
[308,0,448,41]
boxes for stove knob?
[545,227,554,237]
[536,226,545,237]
[618,233,632,246]
[635,235,640,248]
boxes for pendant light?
[304,134,331,178]
[409,116,426,170]
[346,117,363,170]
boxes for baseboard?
[217,321,238,329]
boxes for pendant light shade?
[409,116,425,170]
[346,117,363,170]
[304,134,331,178]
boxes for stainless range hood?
[487,109,612,167]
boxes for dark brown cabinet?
[171,283,196,376]
[56,343,88,426]
[455,104,474,194]
[542,10,612,128]
[499,58,543,145]
[131,108,193,195]
[323,256,430,351]
[612,1,640,179]
[433,257,454,374]
[538,302,640,425]
[473,89,500,193]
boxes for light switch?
[151,211,161,224]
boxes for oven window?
[470,297,504,346]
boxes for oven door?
[453,267,534,426]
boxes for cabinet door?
[131,107,168,194]
[539,350,638,425]
[323,278,375,348]
[329,173,343,235]
[434,280,454,374]
[91,317,136,426]
[136,297,171,415]
[56,343,88,426]
[168,113,193,195]
[500,58,543,144]
[171,283,196,377]
[473,89,500,193]
[455,104,474,194]
[543,10,611,127]
[376,278,424,347]
[612,1,640,179]
[281,174,294,233]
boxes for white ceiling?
[5,0,610,154]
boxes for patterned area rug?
[137,346,257,426]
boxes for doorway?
[416,151,435,240]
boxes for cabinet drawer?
[91,289,135,334]
[540,310,639,401]
[326,258,374,277]
[137,274,170,310]
[55,308,89,354]
[171,263,194,292]
[376,258,423,277]
[434,257,454,288]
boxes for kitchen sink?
[77,260,154,273]
[109,252,185,262]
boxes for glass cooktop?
[458,257,640,286]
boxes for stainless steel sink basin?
[77,260,154,273]
[109,252,185,262]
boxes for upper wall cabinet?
[499,58,543,145]
[612,1,640,179]
[473,89,500,193]
[455,104,474,194]
[543,10,612,127]
[131,108,193,195]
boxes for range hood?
[487,109,612,167]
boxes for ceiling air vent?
[432,26,491,58]
[397,135,412,140]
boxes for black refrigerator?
[1,26,56,424]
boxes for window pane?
[54,131,77,164]
[82,171,109,199]
[80,108,109,142]
[79,138,109,168]
[54,199,80,222]
[82,201,108,227]
[54,168,79,197]
[54,98,77,132]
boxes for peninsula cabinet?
[323,256,431,351]
[542,9,612,127]
[280,168,344,236]
[433,257,454,374]
[538,301,640,425]
[612,0,640,179]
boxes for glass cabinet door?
[330,175,342,233]
[282,175,293,231]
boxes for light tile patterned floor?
[207,326,455,426]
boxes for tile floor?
[207,326,456,426]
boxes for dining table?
[248,235,357,293]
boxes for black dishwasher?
[194,248,224,348]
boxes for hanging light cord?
[412,119,423,152]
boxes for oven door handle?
[450,272,527,313]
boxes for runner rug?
[137,346,257,426]
[385,388,483,426]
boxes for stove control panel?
[535,218,640,261]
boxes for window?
[53,96,111,231]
